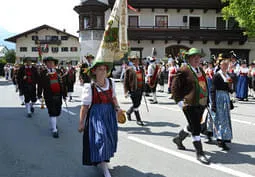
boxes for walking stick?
[143,94,149,112]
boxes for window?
[96,16,104,28]
[61,36,68,40]
[20,47,27,52]
[32,47,38,52]
[155,16,168,27]
[32,36,38,41]
[70,47,78,52]
[217,17,226,30]
[128,16,139,27]
[51,36,58,41]
[61,47,68,52]
[52,47,59,53]
[84,16,90,29]
[227,17,240,30]
[45,35,59,41]
[43,47,49,53]
[189,17,200,29]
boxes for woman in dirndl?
[79,60,122,177]
[211,54,233,151]
[236,60,249,101]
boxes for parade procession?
[1,0,255,177]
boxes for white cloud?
[0,0,80,36]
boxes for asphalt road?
[0,78,254,177]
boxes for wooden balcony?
[127,26,247,45]
[35,39,61,45]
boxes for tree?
[222,0,255,37]
[4,49,16,63]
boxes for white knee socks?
[98,162,111,177]
[50,117,57,132]
[25,103,31,114]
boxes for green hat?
[43,57,58,64]
[87,60,113,79]
[86,54,95,59]
[186,48,204,57]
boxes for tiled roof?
[5,24,78,43]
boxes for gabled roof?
[5,24,78,43]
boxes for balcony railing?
[127,26,247,44]
[35,39,61,45]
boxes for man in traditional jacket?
[124,56,145,126]
[38,57,67,138]
[17,57,39,117]
[65,61,76,102]
[171,48,210,165]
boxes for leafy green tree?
[222,0,255,37]
[4,49,16,63]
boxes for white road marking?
[145,103,255,126]
[232,119,255,126]
[62,108,77,116]
[128,136,255,177]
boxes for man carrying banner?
[124,55,145,126]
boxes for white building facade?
[75,0,254,63]
[5,25,80,65]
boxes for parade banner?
[95,0,128,62]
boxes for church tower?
[74,0,110,62]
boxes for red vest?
[25,68,33,84]
[136,70,143,89]
[49,72,61,94]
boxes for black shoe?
[21,102,25,106]
[126,112,131,121]
[197,154,210,165]
[31,107,34,113]
[222,142,230,151]
[136,121,144,126]
[150,101,158,104]
[193,141,210,165]
[27,113,32,118]
[52,131,59,138]
[173,137,186,150]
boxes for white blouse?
[81,78,116,106]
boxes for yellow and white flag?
[95,0,128,62]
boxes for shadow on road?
[0,80,14,86]
[207,142,255,165]
[119,126,178,137]
[111,165,167,177]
